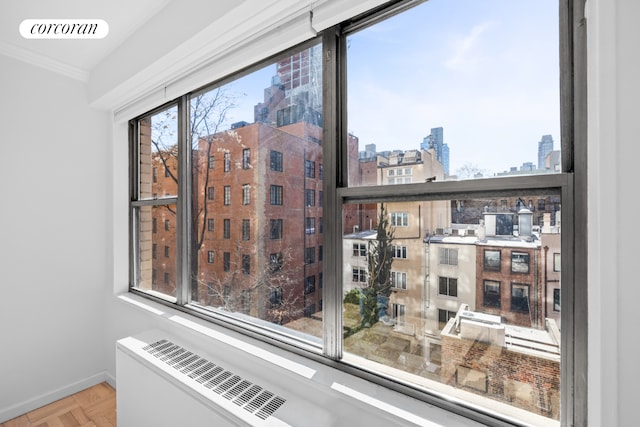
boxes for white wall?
[587,1,639,426]
[0,56,110,421]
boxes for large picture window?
[130,0,585,425]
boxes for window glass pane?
[347,0,560,184]
[342,194,561,423]
[188,43,323,340]
[139,105,178,199]
[135,204,177,298]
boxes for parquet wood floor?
[1,382,116,427]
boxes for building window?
[207,218,214,232]
[353,243,366,257]
[554,288,561,312]
[305,247,315,264]
[164,219,170,231]
[390,212,408,227]
[352,268,366,283]
[224,186,231,205]
[439,248,458,266]
[483,249,501,271]
[304,276,315,294]
[390,271,407,290]
[511,251,530,274]
[270,253,283,271]
[242,148,251,169]
[511,283,530,313]
[152,243,157,259]
[223,152,230,172]
[153,167,157,183]
[305,159,315,178]
[208,155,214,169]
[164,246,170,258]
[318,217,323,234]
[207,251,214,264]
[392,245,407,259]
[223,219,230,239]
[270,185,283,205]
[242,219,250,241]
[242,184,250,205]
[438,277,458,297]
[152,218,157,233]
[305,189,315,207]
[270,150,283,172]
[438,309,456,330]
[483,280,501,308]
[305,217,315,234]
[270,219,283,240]
[553,252,561,272]
[319,245,323,261]
[223,252,230,272]
[207,186,214,200]
[242,254,250,275]
[319,164,323,180]
[270,287,283,308]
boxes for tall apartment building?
[537,134,554,170]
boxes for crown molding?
[0,40,90,83]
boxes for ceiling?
[0,0,171,80]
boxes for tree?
[360,204,395,327]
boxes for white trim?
[0,41,89,82]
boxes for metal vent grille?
[143,339,286,421]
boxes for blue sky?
[210,0,560,177]
[347,0,560,175]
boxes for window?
[164,246,170,258]
[207,218,214,232]
[392,245,407,259]
[130,1,585,424]
[242,184,250,205]
[207,186,214,200]
[242,254,250,275]
[438,309,456,330]
[223,152,230,172]
[270,287,283,308]
[390,271,407,290]
[352,243,366,257]
[269,253,283,272]
[242,148,251,169]
[305,247,315,264]
[305,217,315,234]
[207,251,214,264]
[511,283,530,313]
[554,288,561,312]
[439,248,458,266]
[438,277,458,297]
[208,155,214,169]
[305,159,315,178]
[152,243,157,259]
[270,185,283,205]
[241,219,250,241]
[270,150,283,172]
[224,186,231,205]
[483,249,501,271]
[223,252,230,272]
[223,219,230,239]
[390,212,408,227]
[511,251,530,274]
[304,276,315,294]
[305,189,315,206]
[352,268,366,283]
[483,280,501,308]
[270,219,283,240]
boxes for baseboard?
[0,371,112,423]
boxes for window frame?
[128,1,587,425]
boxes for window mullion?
[322,26,345,360]
[177,95,192,306]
